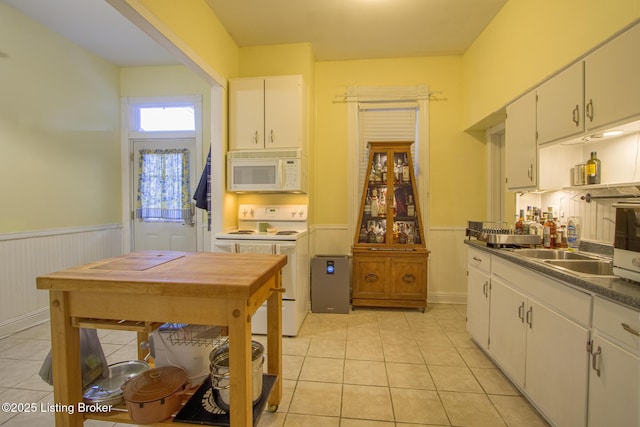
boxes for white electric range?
[214,204,309,336]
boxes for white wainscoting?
[426,227,468,304]
[310,224,468,305]
[0,224,123,338]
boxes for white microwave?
[227,150,307,193]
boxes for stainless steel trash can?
[311,255,350,314]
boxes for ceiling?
[3,0,506,65]
[206,0,507,61]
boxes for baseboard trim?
[428,292,467,305]
[0,307,50,339]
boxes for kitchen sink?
[543,259,615,276]
[513,249,597,260]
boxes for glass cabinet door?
[391,150,421,245]
[356,143,423,247]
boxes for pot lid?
[123,366,187,403]
[83,360,150,404]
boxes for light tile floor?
[0,304,549,426]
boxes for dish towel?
[193,147,212,231]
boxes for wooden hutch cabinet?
[352,141,429,311]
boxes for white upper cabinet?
[537,62,585,145]
[229,75,305,150]
[584,23,640,131]
[506,91,537,190]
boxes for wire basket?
[157,323,226,347]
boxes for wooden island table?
[36,250,287,427]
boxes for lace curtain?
[135,149,192,222]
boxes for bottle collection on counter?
[513,206,581,250]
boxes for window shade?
[358,102,418,193]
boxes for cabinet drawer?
[593,296,640,353]
[493,256,591,326]
[468,248,491,274]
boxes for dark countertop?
[465,240,640,311]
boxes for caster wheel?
[268,404,279,412]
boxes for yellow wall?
[0,2,121,233]
[463,0,640,129]
[137,0,240,81]
[315,57,487,226]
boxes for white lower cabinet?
[587,296,640,427]
[466,248,491,351]
[474,254,592,426]
[525,298,589,427]
[489,274,589,427]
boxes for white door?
[132,139,197,251]
[525,299,589,427]
[466,267,490,350]
[489,277,527,387]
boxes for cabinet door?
[525,299,589,427]
[390,257,426,299]
[488,277,527,387]
[353,256,387,298]
[505,91,537,190]
[264,75,304,149]
[588,334,640,427]
[585,23,640,130]
[537,61,584,144]
[229,78,265,150]
[466,267,490,351]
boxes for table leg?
[227,298,252,427]
[49,290,83,426]
[266,270,283,410]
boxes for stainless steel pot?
[209,341,264,412]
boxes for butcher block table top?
[37,250,287,427]
[37,250,288,298]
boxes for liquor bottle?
[397,223,407,244]
[364,190,371,216]
[382,161,387,183]
[378,188,386,217]
[396,157,403,182]
[407,223,415,244]
[370,189,379,217]
[407,195,415,217]
[375,154,383,182]
[543,208,556,248]
[586,151,601,185]
[367,226,377,243]
[515,210,524,235]
[359,225,368,243]
[402,154,410,182]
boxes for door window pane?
[136,149,192,222]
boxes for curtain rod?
[332,89,443,104]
